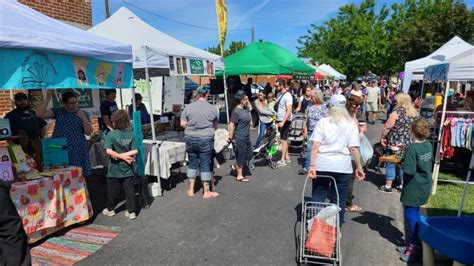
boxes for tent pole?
[132,88,137,112]
[119,88,124,109]
[223,72,229,123]
[432,80,450,195]
[145,67,156,142]
[420,80,425,99]
[458,150,473,217]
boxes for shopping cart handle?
[301,175,339,208]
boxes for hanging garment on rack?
[440,116,474,159]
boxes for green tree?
[207,41,247,57]
[298,0,474,79]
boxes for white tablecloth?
[89,129,230,179]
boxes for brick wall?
[18,0,92,29]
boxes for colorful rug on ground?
[31,224,121,265]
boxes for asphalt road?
[79,120,407,265]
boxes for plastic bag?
[359,133,374,166]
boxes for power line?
[121,0,251,32]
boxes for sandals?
[236,177,250,183]
[345,204,363,212]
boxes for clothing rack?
[432,110,474,216]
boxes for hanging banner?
[0,48,133,89]
[169,57,214,76]
[424,63,450,83]
[27,89,101,118]
[215,0,227,54]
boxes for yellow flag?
[215,0,227,56]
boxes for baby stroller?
[288,113,306,156]
[248,122,279,170]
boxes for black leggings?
[107,177,136,213]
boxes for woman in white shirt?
[308,94,365,224]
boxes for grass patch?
[438,171,466,181]
[427,182,474,216]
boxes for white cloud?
[231,0,270,28]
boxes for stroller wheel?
[248,161,255,171]
[269,160,277,169]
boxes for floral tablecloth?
[10,167,93,243]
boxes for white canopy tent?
[427,49,474,216]
[403,36,473,85]
[317,64,346,80]
[0,0,132,63]
[89,7,223,72]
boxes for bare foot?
[187,190,195,197]
[203,191,219,199]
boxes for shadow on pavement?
[351,211,404,246]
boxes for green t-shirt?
[104,129,137,178]
[401,141,433,207]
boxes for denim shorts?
[185,137,214,181]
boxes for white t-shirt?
[366,86,380,103]
[276,91,293,121]
[310,117,360,173]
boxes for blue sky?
[92,0,474,54]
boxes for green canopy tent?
[216,41,314,76]
[216,42,314,122]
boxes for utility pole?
[251,26,255,43]
[105,0,111,18]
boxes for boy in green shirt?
[102,110,138,220]
[398,118,433,262]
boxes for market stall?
[317,64,346,80]
[90,129,230,179]
[89,7,227,196]
[0,0,133,243]
[426,47,474,214]
[402,36,473,93]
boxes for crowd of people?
[1,76,434,263]
[183,77,432,262]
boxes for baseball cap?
[196,86,209,95]
[329,94,346,107]
[14,92,28,101]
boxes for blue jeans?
[185,137,214,181]
[312,171,351,224]
[385,162,403,181]
[255,121,272,147]
[303,137,314,171]
[404,206,421,245]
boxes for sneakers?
[102,209,115,217]
[125,211,137,220]
[276,160,287,167]
[298,168,308,175]
[396,246,407,254]
[394,185,403,192]
[378,185,393,193]
[399,244,422,262]
[285,159,292,164]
